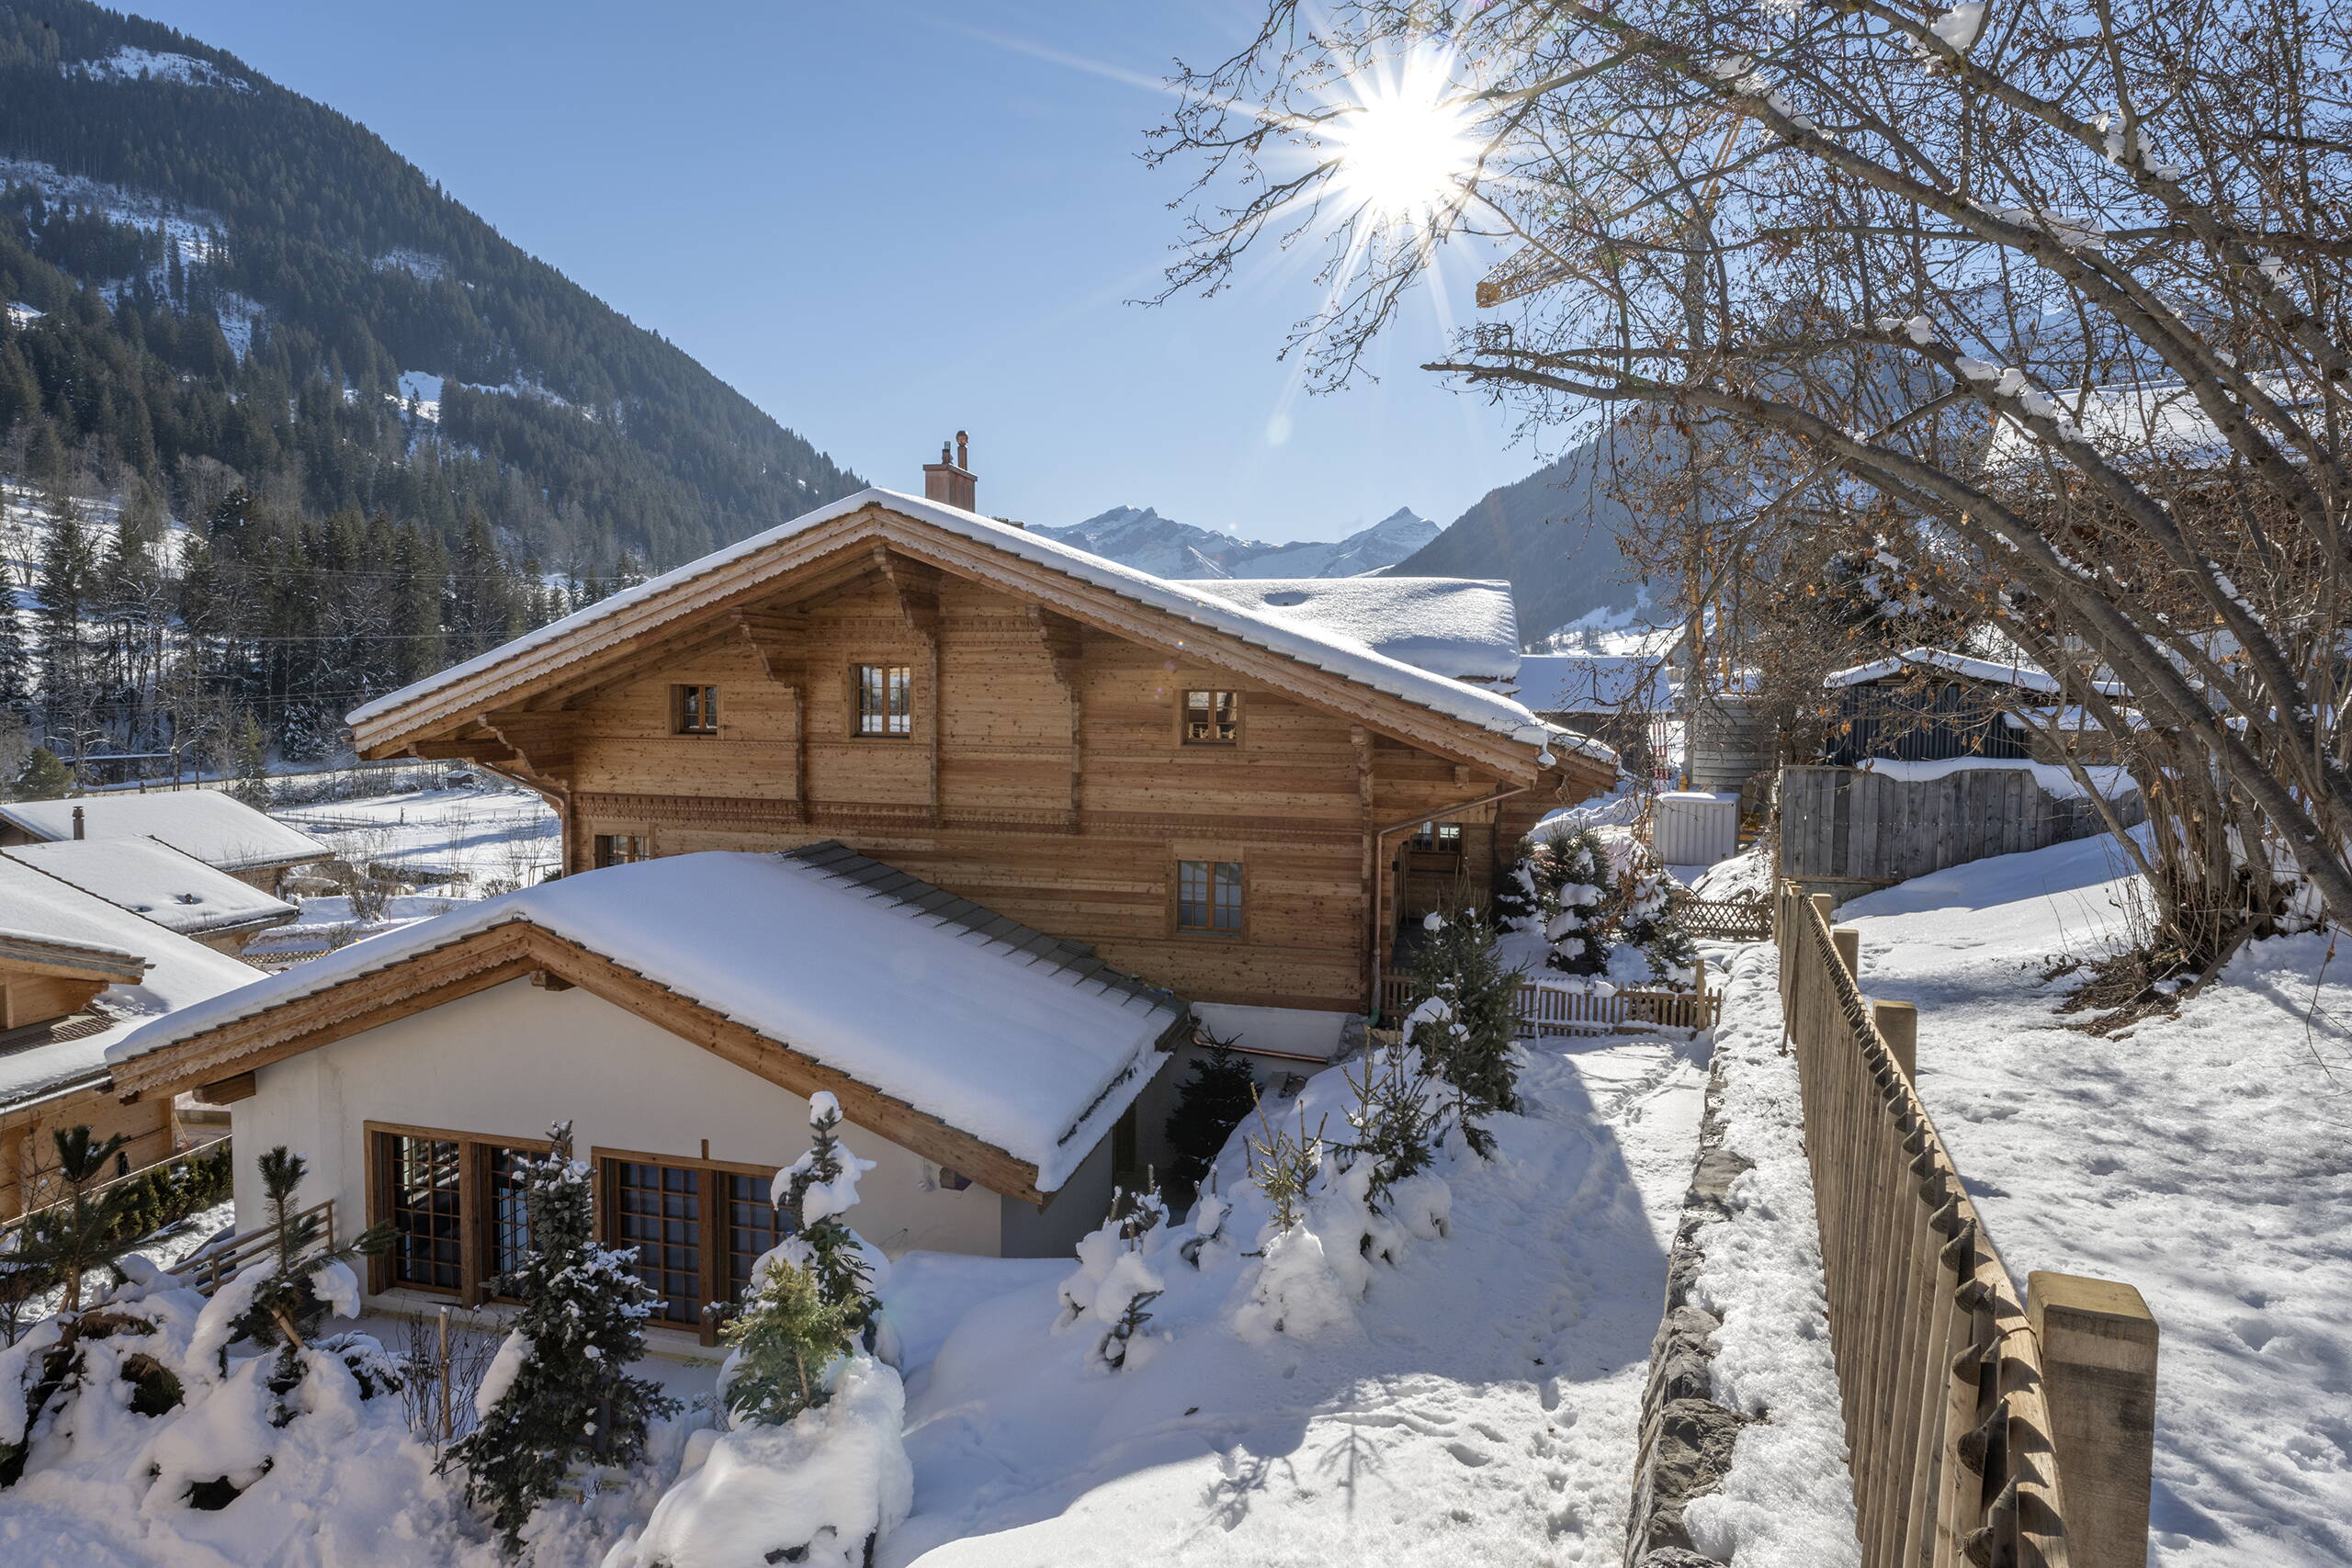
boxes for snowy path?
[1831,835,2352,1566]
[884,1033,1707,1567]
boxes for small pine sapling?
[1342,1041,1443,1204]
[1160,1028,1257,1206]
[719,1257,860,1427]
[1242,1096,1327,1236]
[1404,909,1525,1153]
[232,1146,391,1378]
[447,1122,678,1554]
[1619,865,1700,987]
[779,1093,881,1339]
[1533,827,1613,975]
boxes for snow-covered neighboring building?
[0,837,298,953]
[0,857,259,1218]
[1819,646,2124,765]
[0,790,330,896]
[1509,652,1672,774]
[107,846,1189,1335]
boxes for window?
[370,1126,549,1299]
[673,684,720,735]
[854,664,913,736]
[1411,821,1464,854]
[598,1151,797,1337]
[594,833,649,869]
[1176,860,1244,932]
[1182,689,1239,745]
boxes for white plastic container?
[1653,791,1740,867]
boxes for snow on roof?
[1180,577,1520,682]
[0,859,262,1106]
[1,838,296,939]
[1510,654,1670,714]
[347,489,1560,751]
[1825,648,2061,694]
[1982,374,2321,473]
[0,791,329,872]
[109,851,1187,1192]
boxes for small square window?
[1182,690,1238,745]
[855,664,913,737]
[1412,821,1464,853]
[674,684,719,735]
[594,833,649,869]
[1177,859,1244,932]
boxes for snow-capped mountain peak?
[1036,504,1437,581]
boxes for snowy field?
[1824,834,2352,1565]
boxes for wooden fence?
[1677,893,1774,942]
[1780,764,2143,891]
[1380,975,1721,1035]
[1777,884,2156,1568]
[168,1199,337,1298]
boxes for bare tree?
[1156,0,2352,948]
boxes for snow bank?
[611,1356,911,1568]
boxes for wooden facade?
[0,937,176,1218]
[352,501,1614,1014]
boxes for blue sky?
[130,0,1554,544]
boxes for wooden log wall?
[1779,764,2145,891]
[1773,882,2156,1567]
[555,570,1543,1013]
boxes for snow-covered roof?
[1982,374,2322,473]
[1825,648,2060,694]
[346,489,1562,752]
[0,859,262,1106]
[1510,654,1670,714]
[1,838,297,939]
[109,851,1187,1192]
[0,791,329,872]
[1180,577,1520,682]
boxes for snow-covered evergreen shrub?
[719,1258,858,1427]
[228,1146,391,1387]
[1057,1186,1170,1371]
[447,1122,678,1554]
[1341,1036,1446,1205]
[1618,865,1700,986]
[777,1093,881,1344]
[1403,909,1524,1152]
[1532,827,1613,975]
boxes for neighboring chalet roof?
[345,488,1612,775]
[0,858,261,1108]
[2,839,298,942]
[1825,648,2062,694]
[0,791,330,874]
[1511,654,1670,715]
[108,851,1190,1200]
[1181,577,1520,682]
[1983,375,2319,472]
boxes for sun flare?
[1325,55,1480,224]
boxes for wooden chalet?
[344,471,1616,1017]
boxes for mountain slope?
[0,0,859,570]
[1393,436,1647,639]
[1037,504,1436,580]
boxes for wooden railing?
[0,1134,231,1249]
[1676,892,1774,942]
[1777,883,2156,1568]
[1379,975,1722,1035]
[169,1199,336,1298]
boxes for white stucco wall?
[229,976,1009,1296]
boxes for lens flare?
[1324,53,1479,225]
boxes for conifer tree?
[449,1122,677,1554]
[11,744,70,800]
[1162,1029,1256,1204]
[718,1257,859,1428]
[1404,910,1524,1154]
[0,601,29,718]
[228,1146,391,1376]
[780,1094,880,1339]
[227,711,269,808]
[35,496,95,697]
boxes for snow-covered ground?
[1816,834,2352,1565]
[881,1032,1705,1566]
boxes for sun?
[1324,54,1480,225]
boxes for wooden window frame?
[850,661,915,739]
[1172,858,1247,937]
[593,832,650,869]
[1409,820,1466,860]
[673,683,721,736]
[592,1143,795,1346]
[365,1121,553,1304]
[1177,688,1241,747]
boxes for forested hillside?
[0,0,862,778]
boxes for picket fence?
[1776,884,2157,1568]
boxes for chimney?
[72,805,85,840]
[922,430,977,512]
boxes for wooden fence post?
[1872,999,1917,1082]
[1832,925,1860,976]
[2028,1271,2159,1568]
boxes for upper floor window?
[1176,859,1244,932]
[1182,689,1239,745]
[594,833,649,869]
[1412,821,1464,854]
[674,683,720,735]
[855,663,913,737]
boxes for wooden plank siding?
[376,539,1608,1015]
